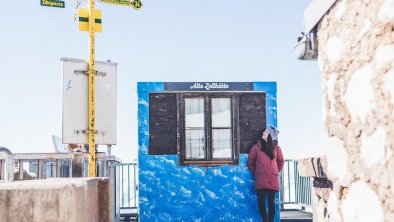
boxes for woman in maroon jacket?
[247,126,284,222]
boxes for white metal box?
[61,57,117,145]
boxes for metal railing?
[0,151,123,221]
[119,163,138,222]
[120,163,138,210]
[0,149,139,222]
[280,160,312,210]
[8,152,118,179]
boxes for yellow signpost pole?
[88,0,96,177]
[76,0,139,177]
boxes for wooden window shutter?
[149,93,178,155]
[238,93,266,154]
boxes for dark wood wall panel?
[238,93,266,154]
[149,93,178,155]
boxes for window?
[184,97,205,159]
[211,98,232,159]
[180,94,236,165]
[149,92,266,166]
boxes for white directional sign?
[61,57,117,145]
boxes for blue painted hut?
[138,82,279,221]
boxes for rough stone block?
[298,157,328,178]
[0,178,109,222]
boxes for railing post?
[72,153,84,177]
[0,147,14,182]
[121,164,124,207]
[38,159,43,179]
[19,160,23,180]
[128,164,130,207]
[133,163,137,208]
[295,161,298,203]
[280,170,283,207]
[103,158,107,177]
[107,145,112,156]
[0,160,3,180]
[287,161,291,203]
[56,159,60,178]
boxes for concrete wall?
[0,178,110,222]
[317,0,394,221]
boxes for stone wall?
[298,157,332,222]
[317,0,394,221]
[0,178,110,222]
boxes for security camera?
[294,32,318,60]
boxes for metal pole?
[56,159,60,177]
[19,160,23,180]
[295,161,299,204]
[287,161,290,203]
[128,164,130,207]
[0,160,3,180]
[38,159,43,179]
[133,163,137,207]
[121,165,124,206]
[88,0,96,177]
[107,144,112,156]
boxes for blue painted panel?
[252,82,277,92]
[137,82,164,93]
[266,91,278,128]
[253,82,277,128]
[138,82,279,222]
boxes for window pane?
[211,98,231,127]
[212,129,232,158]
[185,129,205,159]
[185,98,204,127]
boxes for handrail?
[6,152,119,180]
[13,152,114,160]
[119,163,138,211]
[280,159,312,210]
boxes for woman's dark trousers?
[257,188,275,222]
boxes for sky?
[0,0,329,163]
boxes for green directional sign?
[40,0,65,8]
[98,0,142,10]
